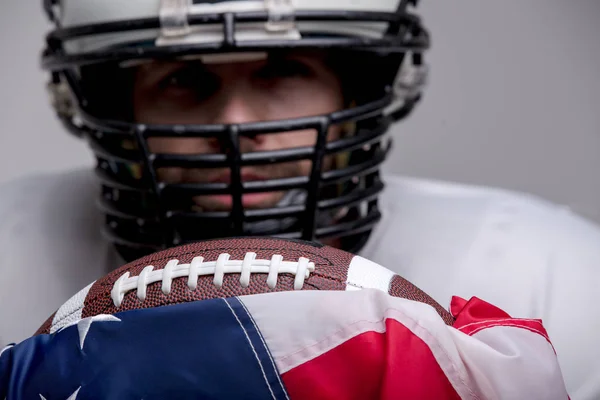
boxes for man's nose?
[211,86,262,124]
[210,90,267,151]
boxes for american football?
[37,237,453,335]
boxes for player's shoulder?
[0,169,119,347]
[375,174,600,257]
[0,168,96,212]
[364,173,600,310]
[0,168,102,244]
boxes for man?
[0,0,599,398]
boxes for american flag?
[1,289,568,399]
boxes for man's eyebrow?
[140,60,206,77]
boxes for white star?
[74,315,121,350]
[40,387,81,400]
[60,314,122,350]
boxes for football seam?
[107,274,326,309]
[84,246,341,312]
[344,280,369,290]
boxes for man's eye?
[255,59,313,80]
[158,67,220,99]
[159,68,197,88]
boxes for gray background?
[1,1,599,222]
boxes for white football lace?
[111,252,315,307]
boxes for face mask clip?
[394,56,429,99]
[264,0,296,32]
[159,0,192,38]
[47,78,75,120]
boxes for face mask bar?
[85,94,394,246]
[43,9,427,69]
[42,4,429,260]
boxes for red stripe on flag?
[281,319,461,400]
[451,296,512,324]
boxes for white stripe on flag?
[450,326,568,399]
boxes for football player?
[0,0,599,398]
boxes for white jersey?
[1,169,599,399]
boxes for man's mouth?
[194,170,284,210]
